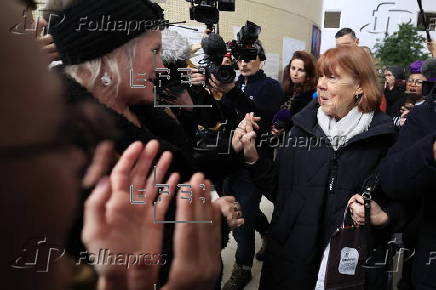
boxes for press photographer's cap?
[50,0,165,65]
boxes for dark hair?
[254,40,266,61]
[282,51,317,96]
[335,28,356,39]
[21,0,37,10]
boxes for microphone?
[161,29,192,64]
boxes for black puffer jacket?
[248,100,404,290]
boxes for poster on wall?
[311,25,321,59]
[282,37,306,70]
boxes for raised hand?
[82,140,179,289]
[161,174,222,290]
[241,113,260,163]
[82,140,117,189]
[231,113,260,154]
[36,18,60,62]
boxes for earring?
[101,72,112,86]
[355,94,362,101]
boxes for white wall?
[321,0,436,53]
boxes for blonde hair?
[45,0,138,100]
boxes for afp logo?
[10,237,65,273]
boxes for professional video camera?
[199,21,264,83]
[227,21,262,61]
[200,32,237,83]
[186,0,235,29]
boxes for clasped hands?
[231,112,261,164]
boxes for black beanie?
[50,0,165,65]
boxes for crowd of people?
[1,0,435,290]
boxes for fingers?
[347,194,362,207]
[111,141,144,192]
[214,196,244,229]
[36,18,48,37]
[349,201,365,225]
[208,77,218,90]
[244,113,254,133]
[244,112,260,130]
[191,72,206,86]
[82,141,115,188]
[165,174,221,290]
[220,195,236,203]
[240,130,256,145]
[155,172,180,221]
[249,113,261,130]
[210,74,218,84]
[145,150,173,203]
[131,140,160,189]
[83,177,112,242]
[37,34,60,62]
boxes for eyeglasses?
[407,79,424,85]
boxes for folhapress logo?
[10,237,65,272]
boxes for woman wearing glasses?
[392,60,428,127]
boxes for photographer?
[158,29,247,195]
[209,25,284,290]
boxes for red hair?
[317,47,381,112]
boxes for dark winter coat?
[58,72,235,288]
[288,89,316,117]
[384,86,405,117]
[379,97,436,290]
[247,100,404,290]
